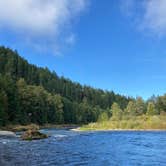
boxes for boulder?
[21,129,48,141]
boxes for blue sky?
[0,0,166,99]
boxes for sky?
[0,0,166,99]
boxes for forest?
[0,46,166,127]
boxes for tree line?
[0,46,166,126]
[99,97,165,122]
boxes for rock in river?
[21,129,48,141]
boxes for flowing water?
[0,129,166,166]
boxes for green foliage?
[125,101,137,116]
[135,97,146,115]
[98,112,109,122]
[17,78,65,125]
[0,46,131,126]
[146,102,157,116]
[81,115,166,130]
[0,91,8,126]
[111,102,122,120]
[156,94,166,113]
[0,46,166,127]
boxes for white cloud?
[121,0,166,37]
[143,0,166,36]
[0,0,88,54]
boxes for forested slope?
[0,46,132,126]
[1,46,166,128]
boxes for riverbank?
[0,124,79,140]
[0,131,16,137]
[0,124,79,132]
[77,128,166,132]
[1,117,166,133]
[79,115,166,131]
[40,124,79,130]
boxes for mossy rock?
[21,129,48,141]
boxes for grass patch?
[80,115,166,131]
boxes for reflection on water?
[0,129,166,166]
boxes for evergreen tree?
[0,91,8,126]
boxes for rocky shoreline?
[0,124,48,140]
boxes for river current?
[0,129,166,166]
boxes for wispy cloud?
[121,0,166,37]
[143,0,166,36]
[120,0,135,17]
[65,34,76,45]
[0,0,88,55]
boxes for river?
[0,129,166,166]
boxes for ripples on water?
[0,129,166,166]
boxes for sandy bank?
[0,131,16,137]
[70,127,81,131]
[71,128,166,132]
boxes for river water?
[0,129,166,166]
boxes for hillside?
[0,46,131,126]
